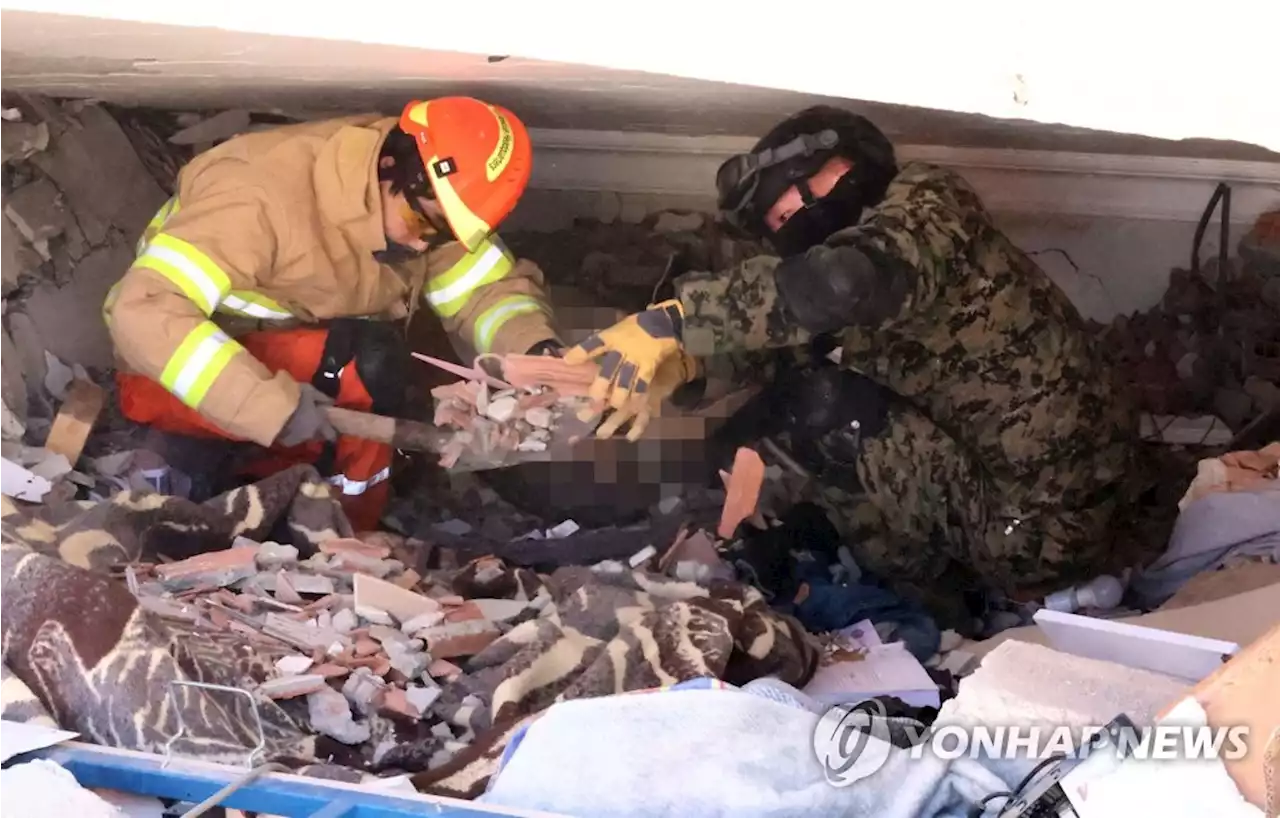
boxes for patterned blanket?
[0,465,349,765]
[1,464,818,797]
[410,559,819,798]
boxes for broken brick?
[427,659,463,682]
[353,574,441,623]
[377,686,421,721]
[393,569,422,590]
[320,537,392,561]
[353,637,381,657]
[717,447,766,539]
[155,546,258,591]
[442,601,486,624]
[420,619,500,659]
[311,663,350,679]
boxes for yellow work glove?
[594,349,700,442]
[563,299,686,418]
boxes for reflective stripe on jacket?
[104,115,558,446]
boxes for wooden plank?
[43,378,105,465]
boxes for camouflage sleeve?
[673,256,813,357]
[829,161,991,322]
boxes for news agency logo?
[814,705,1252,788]
[813,699,894,787]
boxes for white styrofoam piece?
[1,457,53,502]
[939,641,1189,749]
[1033,609,1238,683]
[0,720,79,763]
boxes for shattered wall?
[1,96,176,441]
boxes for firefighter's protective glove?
[594,349,699,442]
[563,299,686,420]
[276,383,338,447]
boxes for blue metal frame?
[22,742,552,818]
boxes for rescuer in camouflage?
[569,106,1139,619]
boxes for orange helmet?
[398,97,532,252]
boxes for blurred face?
[379,179,450,253]
[762,155,855,234]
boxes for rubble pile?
[423,352,601,468]
[129,532,546,760]
[1097,213,1280,434]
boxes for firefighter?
[105,97,562,529]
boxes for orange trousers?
[117,327,392,530]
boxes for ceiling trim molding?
[528,129,1280,223]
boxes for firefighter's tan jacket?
[104,115,558,447]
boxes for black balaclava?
[716,106,897,257]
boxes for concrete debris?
[331,608,359,634]
[4,177,73,260]
[471,598,528,622]
[400,610,446,634]
[258,674,326,700]
[341,667,387,716]
[256,541,299,569]
[1,456,53,502]
[404,683,443,716]
[424,354,608,468]
[29,101,166,245]
[167,109,252,146]
[354,605,395,626]
[433,518,474,537]
[43,352,74,401]
[307,686,370,745]
[275,654,315,675]
[1,120,49,162]
[385,642,430,680]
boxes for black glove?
[774,243,911,333]
[782,366,892,483]
[276,383,338,447]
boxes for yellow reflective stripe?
[159,322,243,409]
[220,291,293,320]
[327,466,391,496]
[425,238,515,318]
[134,233,231,315]
[473,296,547,354]
[137,197,181,255]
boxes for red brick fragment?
[319,538,392,560]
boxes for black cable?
[968,754,1066,817]
[1190,182,1232,277]
[968,790,1012,817]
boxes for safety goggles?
[400,194,454,245]
[715,129,840,232]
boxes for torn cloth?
[412,561,820,798]
[0,465,351,765]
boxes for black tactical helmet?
[716,106,897,255]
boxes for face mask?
[769,174,868,257]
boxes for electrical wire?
[180,762,288,817]
[967,754,1066,817]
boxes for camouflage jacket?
[675,162,1136,505]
